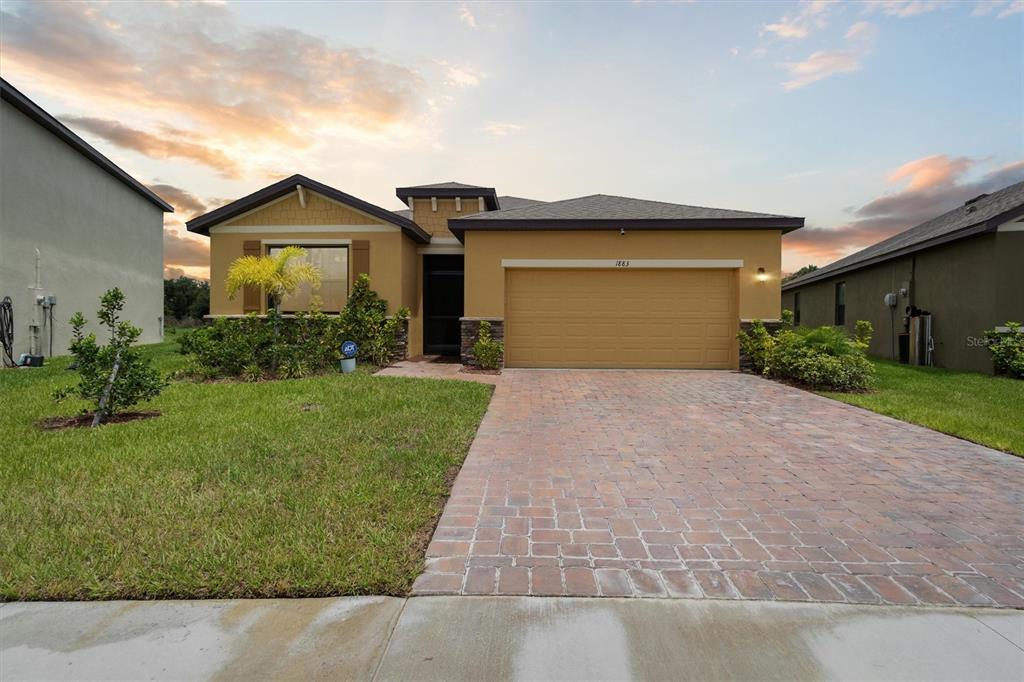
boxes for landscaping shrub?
[178,276,407,379]
[737,320,776,374]
[740,315,875,391]
[766,322,875,391]
[984,321,1024,378]
[54,288,167,425]
[473,320,503,370]
[338,274,409,366]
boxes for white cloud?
[458,4,478,28]
[863,0,950,17]
[780,21,878,90]
[480,122,525,137]
[762,0,831,39]
[438,61,484,87]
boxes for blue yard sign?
[341,340,358,358]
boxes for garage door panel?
[505,268,738,369]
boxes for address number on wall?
[615,260,631,267]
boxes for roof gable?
[1,78,172,212]
[783,180,1024,290]
[187,174,430,242]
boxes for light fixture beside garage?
[756,267,768,283]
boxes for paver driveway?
[414,370,1024,607]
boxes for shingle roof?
[461,194,799,221]
[782,180,1024,290]
[186,174,430,242]
[1,77,173,212]
[448,193,803,240]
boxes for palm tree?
[225,245,321,315]
[226,246,321,369]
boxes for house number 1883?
[615,260,630,267]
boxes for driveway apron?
[414,370,1024,607]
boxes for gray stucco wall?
[781,232,1017,374]
[0,100,164,361]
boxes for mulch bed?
[37,411,161,430]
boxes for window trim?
[265,243,350,314]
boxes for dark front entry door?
[423,255,464,356]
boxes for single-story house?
[186,175,803,368]
[0,78,172,365]
[782,180,1024,374]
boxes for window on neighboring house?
[834,281,846,326]
[267,245,349,313]
[793,292,801,326]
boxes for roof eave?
[781,220,1000,291]
[187,174,430,243]
[448,217,804,242]
[0,78,174,213]
[396,187,500,210]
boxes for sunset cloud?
[783,157,1024,269]
[0,1,428,175]
[149,184,208,219]
[65,117,243,179]
[781,21,878,90]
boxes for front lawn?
[820,359,1024,457]
[0,339,493,600]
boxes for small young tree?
[55,288,167,426]
[225,246,321,315]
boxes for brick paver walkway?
[413,370,1024,607]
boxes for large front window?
[268,245,348,313]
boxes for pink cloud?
[783,157,1024,270]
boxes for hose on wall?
[1,296,14,367]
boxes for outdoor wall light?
[756,267,768,283]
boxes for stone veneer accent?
[738,319,785,371]
[460,317,504,367]
[391,317,409,363]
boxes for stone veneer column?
[460,317,504,367]
[738,319,785,371]
[389,317,409,363]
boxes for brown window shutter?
[350,240,370,287]
[242,240,262,313]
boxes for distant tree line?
[782,264,818,283]
[164,276,210,323]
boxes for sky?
[1,0,1021,279]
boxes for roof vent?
[964,193,989,212]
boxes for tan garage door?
[504,268,738,369]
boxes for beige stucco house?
[187,175,803,368]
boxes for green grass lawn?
[820,359,1024,457]
[0,339,493,600]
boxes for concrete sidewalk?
[2,597,1021,681]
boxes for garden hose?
[1,296,14,367]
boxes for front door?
[423,255,464,356]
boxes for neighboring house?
[0,78,172,363]
[782,181,1024,374]
[187,175,803,368]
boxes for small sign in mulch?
[37,411,161,430]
